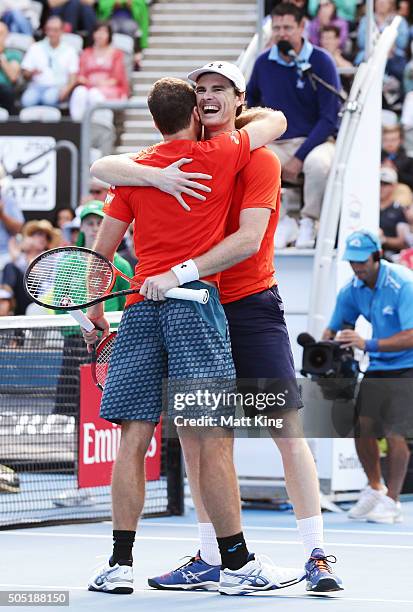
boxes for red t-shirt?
[220,147,281,304]
[103,130,250,307]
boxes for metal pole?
[54,140,79,211]
[256,0,265,58]
[365,0,375,61]
[80,100,148,197]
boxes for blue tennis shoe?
[305,548,343,592]
[148,551,220,591]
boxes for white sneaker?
[219,554,304,596]
[88,560,133,594]
[274,215,299,249]
[366,496,403,524]
[348,485,388,520]
[295,217,316,249]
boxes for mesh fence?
[0,313,183,528]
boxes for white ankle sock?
[296,515,324,559]
[198,522,220,566]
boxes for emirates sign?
[78,365,161,488]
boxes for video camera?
[297,332,359,400]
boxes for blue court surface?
[1,503,412,611]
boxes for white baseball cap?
[380,166,398,184]
[187,61,246,92]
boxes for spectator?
[397,204,413,252]
[308,0,358,22]
[320,25,353,70]
[247,2,340,248]
[21,16,79,108]
[69,21,129,121]
[356,0,409,83]
[399,245,413,269]
[88,176,109,201]
[0,22,23,114]
[0,184,24,271]
[381,124,413,194]
[308,0,349,50]
[0,283,14,315]
[61,215,80,245]
[397,0,412,20]
[97,0,149,68]
[379,166,407,258]
[79,176,110,206]
[47,0,96,35]
[53,206,75,229]
[2,219,60,314]
[0,0,33,35]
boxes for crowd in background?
[0,0,148,115]
[255,0,413,254]
[2,0,413,315]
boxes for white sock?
[198,522,220,566]
[296,515,324,559]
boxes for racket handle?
[165,287,209,304]
[69,309,95,332]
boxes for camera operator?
[322,230,413,524]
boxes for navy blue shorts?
[100,282,236,424]
[223,285,303,413]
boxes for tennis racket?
[91,331,117,391]
[24,246,209,310]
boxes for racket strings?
[95,334,117,388]
[26,250,113,308]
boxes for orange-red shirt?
[103,130,250,307]
[220,147,281,304]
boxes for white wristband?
[171,259,199,285]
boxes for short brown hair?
[272,3,304,23]
[382,124,402,136]
[321,25,341,38]
[148,78,196,135]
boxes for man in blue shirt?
[247,3,340,248]
[0,190,24,271]
[323,230,413,524]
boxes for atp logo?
[349,238,362,247]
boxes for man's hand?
[322,328,335,341]
[82,311,110,353]
[282,157,304,183]
[158,158,212,211]
[336,329,366,350]
[140,271,179,301]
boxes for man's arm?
[140,207,271,300]
[241,106,287,150]
[82,215,129,348]
[0,201,23,235]
[294,53,340,162]
[59,73,77,101]
[0,55,20,84]
[338,328,413,352]
[322,328,336,340]
[246,59,263,108]
[91,157,212,211]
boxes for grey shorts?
[100,282,236,424]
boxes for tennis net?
[0,313,183,528]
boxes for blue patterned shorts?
[100,282,236,424]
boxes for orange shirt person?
[83,75,296,597]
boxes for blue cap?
[343,230,381,262]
